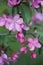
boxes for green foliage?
[19,4,34,25]
[0,2,7,16]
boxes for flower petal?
[15,23,22,32]
[28,43,35,51]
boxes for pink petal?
[20,47,27,54]
[19,38,25,44]
[13,14,20,21]
[33,38,39,43]
[28,38,33,43]
[41,1,43,6]
[30,52,37,59]
[35,43,41,48]
[15,23,22,32]
[0,18,5,26]
[16,18,24,24]
[28,43,35,51]
[23,26,29,30]
[5,22,14,31]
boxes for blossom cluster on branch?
[0,0,43,65]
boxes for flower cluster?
[0,50,20,65]
[28,38,41,51]
[0,0,43,65]
[0,14,29,32]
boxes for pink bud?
[15,32,24,39]
[19,38,25,44]
[11,52,19,62]
[20,47,27,54]
[30,52,37,59]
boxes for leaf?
[19,4,34,25]
[0,3,7,16]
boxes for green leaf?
[0,3,7,16]
[19,4,34,25]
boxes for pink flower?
[5,14,29,32]
[12,14,29,32]
[30,52,37,59]
[19,38,25,44]
[28,38,41,51]
[8,0,21,7]
[32,0,41,8]
[20,47,27,54]
[15,32,25,44]
[41,1,43,6]
[11,52,19,62]
[29,12,43,25]
[1,54,8,60]
[35,12,43,22]
[0,57,4,65]
[15,32,24,39]
[1,50,11,65]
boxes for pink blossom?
[19,38,25,44]
[30,52,37,59]
[0,57,4,65]
[35,12,43,21]
[11,52,19,62]
[32,0,41,8]
[28,38,41,51]
[1,54,8,60]
[1,51,11,65]
[15,32,25,44]
[29,12,43,25]
[15,32,24,39]
[20,47,27,54]
[8,0,21,7]
[12,14,29,32]
[41,1,43,6]
[5,14,29,32]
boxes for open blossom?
[11,52,19,62]
[12,14,29,32]
[0,50,11,65]
[4,14,29,32]
[28,38,41,51]
[8,0,21,7]
[32,0,41,8]
[30,52,37,59]
[20,47,27,54]
[29,12,43,25]
[15,32,25,44]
